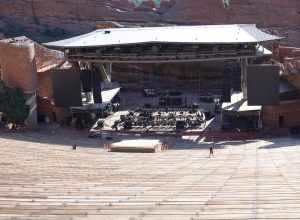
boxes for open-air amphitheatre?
[0,0,300,219]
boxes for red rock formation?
[0,37,37,93]
[0,0,299,46]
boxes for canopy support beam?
[241,58,248,100]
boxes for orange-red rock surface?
[0,36,64,92]
[0,0,299,46]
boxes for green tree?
[0,80,29,125]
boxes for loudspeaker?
[221,66,232,102]
[247,64,280,105]
[52,69,82,107]
[171,97,183,107]
[124,121,132,130]
[231,63,242,92]
[92,71,102,104]
[80,70,92,93]
[161,97,183,107]
[176,121,185,130]
[221,86,231,103]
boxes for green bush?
[0,81,29,125]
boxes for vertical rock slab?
[0,39,38,128]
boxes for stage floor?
[109,139,164,153]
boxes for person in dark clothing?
[209,139,215,158]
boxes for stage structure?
[45,24,282,133]
[45,24,281,97]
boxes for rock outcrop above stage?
[0,0,299,46]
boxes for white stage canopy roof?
[45,24,282,48]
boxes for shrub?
[0,81,29,125]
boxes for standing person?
[209,138,214,158]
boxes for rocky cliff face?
[0,0,299,45]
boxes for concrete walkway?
[0,132,300,220]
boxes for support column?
[241,58,248,100]
[98,63,112,82]
[106,63,112,82]
[25,92,38,129]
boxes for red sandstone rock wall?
[0,42,37,93]
[0,0,299,46]
[263,102,300,129]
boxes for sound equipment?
[169,90,182,96]
[144,103,152,108]
[176,120,186,130]
[159,96,183,107]
[113,107,207,131]
[221,65,232,102]
[171,97,183,106]
[92,71,102,104]
[97,120,104,129]
[124,121,132,130]
[144,88,157,97]
[247,64,280,105]
[80,70,92,93]
[159,97,166,107]
[52,69,82,107]
[231,63,242,92]
[120,115,126,121]
[221,85,231,103]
